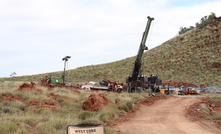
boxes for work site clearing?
[1,14,221,133]
[112,95,221,134]
[0,80,221,134]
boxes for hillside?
[3,20,221,87]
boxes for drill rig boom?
[126,16,162,92]
[131,16,154,81]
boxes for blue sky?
[0,0,221,78]
[168,0,219,7]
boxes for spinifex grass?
[0,81,150,134]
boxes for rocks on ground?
[47,92,74,102]
[1,93,24,102]
[26,100,61,111]
[163,79,199,88]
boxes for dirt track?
[114,96,221,134]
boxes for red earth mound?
[37,76,49,86]
[212,62,221,68]
[140,93,169,106]
[163,79,199,88]
[47,93,74,102]
[25,100,61,111]
[1,93,24,102]
[70,89,81,94]
[40,101,61,111]
[25,100,39,107]
[82,93,113,111]
[16,82,43,94]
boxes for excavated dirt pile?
[26,100,61,111]
[140,93,169,106]
[25,100,39,106]
[16,82,43,94]
[47,93,74,102]
[163,79,199,88]
[37,76,50,86]
[82,93,113,111]
[40,101,61,111]
[1,93,24,102]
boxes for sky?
[1,0,221,78]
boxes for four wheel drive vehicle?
[178,86,200,95]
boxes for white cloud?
[0,0,221,77]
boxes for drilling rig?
[126,16,162,92]
[48,56,71,85]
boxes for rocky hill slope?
[3,18,221,87]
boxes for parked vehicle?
[178,86,200,95]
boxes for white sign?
[67,124,105,134]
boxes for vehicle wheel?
[116,88,122,93]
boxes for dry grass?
[0,81,149,134]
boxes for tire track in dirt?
[113,96,221,134]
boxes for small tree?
[10,72,17,77]
[178,12,216,34]
[195,12,216,28]
[10,72,17,84]
[178,26,194,35]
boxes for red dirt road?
[114,96,221,134]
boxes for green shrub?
[116,110,127,117]
[57,97,64,103]
[15,92,30,100]
[0,122,18,133]
[98,111,115,123]
[119,104,129,112]
[35,123,57,134]
[78,119,100,124]
[78,111,95,120]
[55,108,72,118]
[126,100,133,110]
[18,129,30,134]
[53,121,64,130]
[144,88,152,94]
[60,101,74,109]
[2,107,20,114]
[78,93,91,103]
[24,117,38,126]
[213,115,221,120]
[15,102,26,111]
[69,103,82,113]
[102,103,118,112]
[31,91,40,95]
[2,101,13,106]
[56,88,68,94]
[26,105,38,111]
[105,126,116,134]
[208,94,221,103]
[35,108,52,115]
